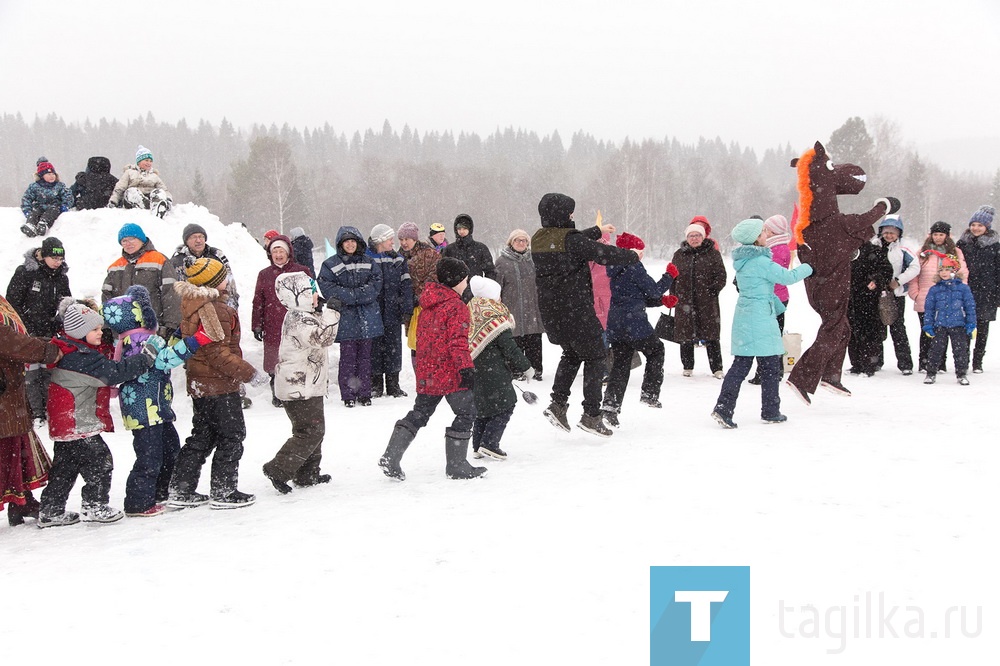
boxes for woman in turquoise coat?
[711,218,813,428]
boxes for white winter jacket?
[109,164,171,205]
[273,272,341,401]
[872,237,920,296]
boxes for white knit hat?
[135,145,153,164]
[370,223,395,245]
[470,276,502,301]
[684,224,706,238]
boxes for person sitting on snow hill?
[467,275,530,461]
[378,257,487,481]
[103,223,181,340]
[922,254,977,386]
[262,272,341,495]
[107,145,173,218]
[171,223,239,308]
[288,226,316,277]
[710,218,813,429]
[39,298,160,528]
[20,161,74,238]
[169,259,269,510]
[600,232,678,428]
[71,156,118,211]
[103,285,222,517]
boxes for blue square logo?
[650,566,750,666]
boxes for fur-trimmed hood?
[174,280,226,341]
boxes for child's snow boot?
[379,422,417,481]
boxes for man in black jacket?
[531,193,640,437]
[71,156,118,210]
[442,214,497,300]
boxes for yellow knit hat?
[185,258,227,288]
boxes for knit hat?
[684,224,706,238]
[36,161,55,176]
[616,232,645,251]
[183,223,207,244]
[60,299,104,339]
[764,214,791,236]
[135,145,153,164]
[507,229,530,247]
[41,236,65,258]
[103,285,157,334]
[430,222,446,235]
[263,229,280,243]
[269,239,291,255]
[288,227,305,240]
[370,223,395,245]
[117,223,148,244]
[185,257,228,289]
[36,156,48,165]
[470,276,502,301]
[690,215,712,237]
[930,221,951,235]
[436,257,469,288]
[939,254,960,270]
[731,218,765,245]
[397,222,420,241]
[878,215,903,234]
[970,205,995,230]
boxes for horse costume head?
[790,141,874,245]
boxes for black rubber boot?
[385,373,408,398]
[379,422,416,481]
[371,375,385,398]
[444,430,487,480]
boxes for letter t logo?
[674,590,729,641]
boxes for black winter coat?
[957,230,1000,321]
[669,241,727,341]
[5,249,72,337]
[71,157,118,210]
[292,234,316,277]
[848,240,894,339]
[441,216,497,280]
[531,193,641,357]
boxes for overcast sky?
[2,0,998,170]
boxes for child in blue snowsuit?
[922,254,977,385]
[21,161,73,238]
[711,218,813,428]
[103,285,219,516]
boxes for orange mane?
[793,147,815,245]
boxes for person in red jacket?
[251,235,312,407]
[378,257,486,481]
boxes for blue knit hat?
[118,223,148,244]
[731,218,765,245]
[970,205,995,230]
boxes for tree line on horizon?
[1,113,996,256]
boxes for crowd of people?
[1,172,997,528]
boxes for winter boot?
[209,490,256,510]
[379,422,417,481]
[711,411,738,429]
[37,510,81,529]
[601,409,620,428]
[294,473,332,487]
[444,430,487,479]
[81,503,125,524]
[166,490,210,508]
[385,373,408,398]
[640,393,662,408]
[262,462,293,495]
[578,414,613,437]
[371,375,385,398]
[9,491,42,524]
[20,223,38,238]
[543,401,570,432]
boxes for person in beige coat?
[108,145,173,218]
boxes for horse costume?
[786,141,900,403]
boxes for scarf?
[467,297,515,360]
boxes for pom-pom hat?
[970,205,995,230]
[135,145,153,164]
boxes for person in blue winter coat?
[21,161,74,238]
[711,218,813,429]
[317,225,384,406]
[102,286,220,516]
[599,232,678,427]
[922,254,977,385]
[367,223,413,398]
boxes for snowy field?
[0,206,994,665]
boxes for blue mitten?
[966,324,977,337]
[922,325,935,338]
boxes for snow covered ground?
[1,206,994,664]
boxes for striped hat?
[136,145,153,164]
[62,302,104,339]
[185,258,227,288]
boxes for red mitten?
[666,263,679,278]
[661,294,679,309]
[193,324,214,347]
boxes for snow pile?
[0,207,993,665]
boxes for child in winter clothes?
[600,233,678,427]
[317,226,384,407]
[711,218,812,429]
[467,276,531,460]
[873,216,921,374]
[103,285,220,516]
[169,259,269,510]
[39,299,159,527]
[262,272,341,494]
[20,161,73,238]
[108,145,173,218]
[367,223,414,398]
[71,156,118,210]
[5,237,72,421]
[956,205,1000,373]
[908,221,968,372]
[748,214,794,384]
[922,254,977,385]
[378,257,486,481]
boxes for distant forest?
[2,113,997,256]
